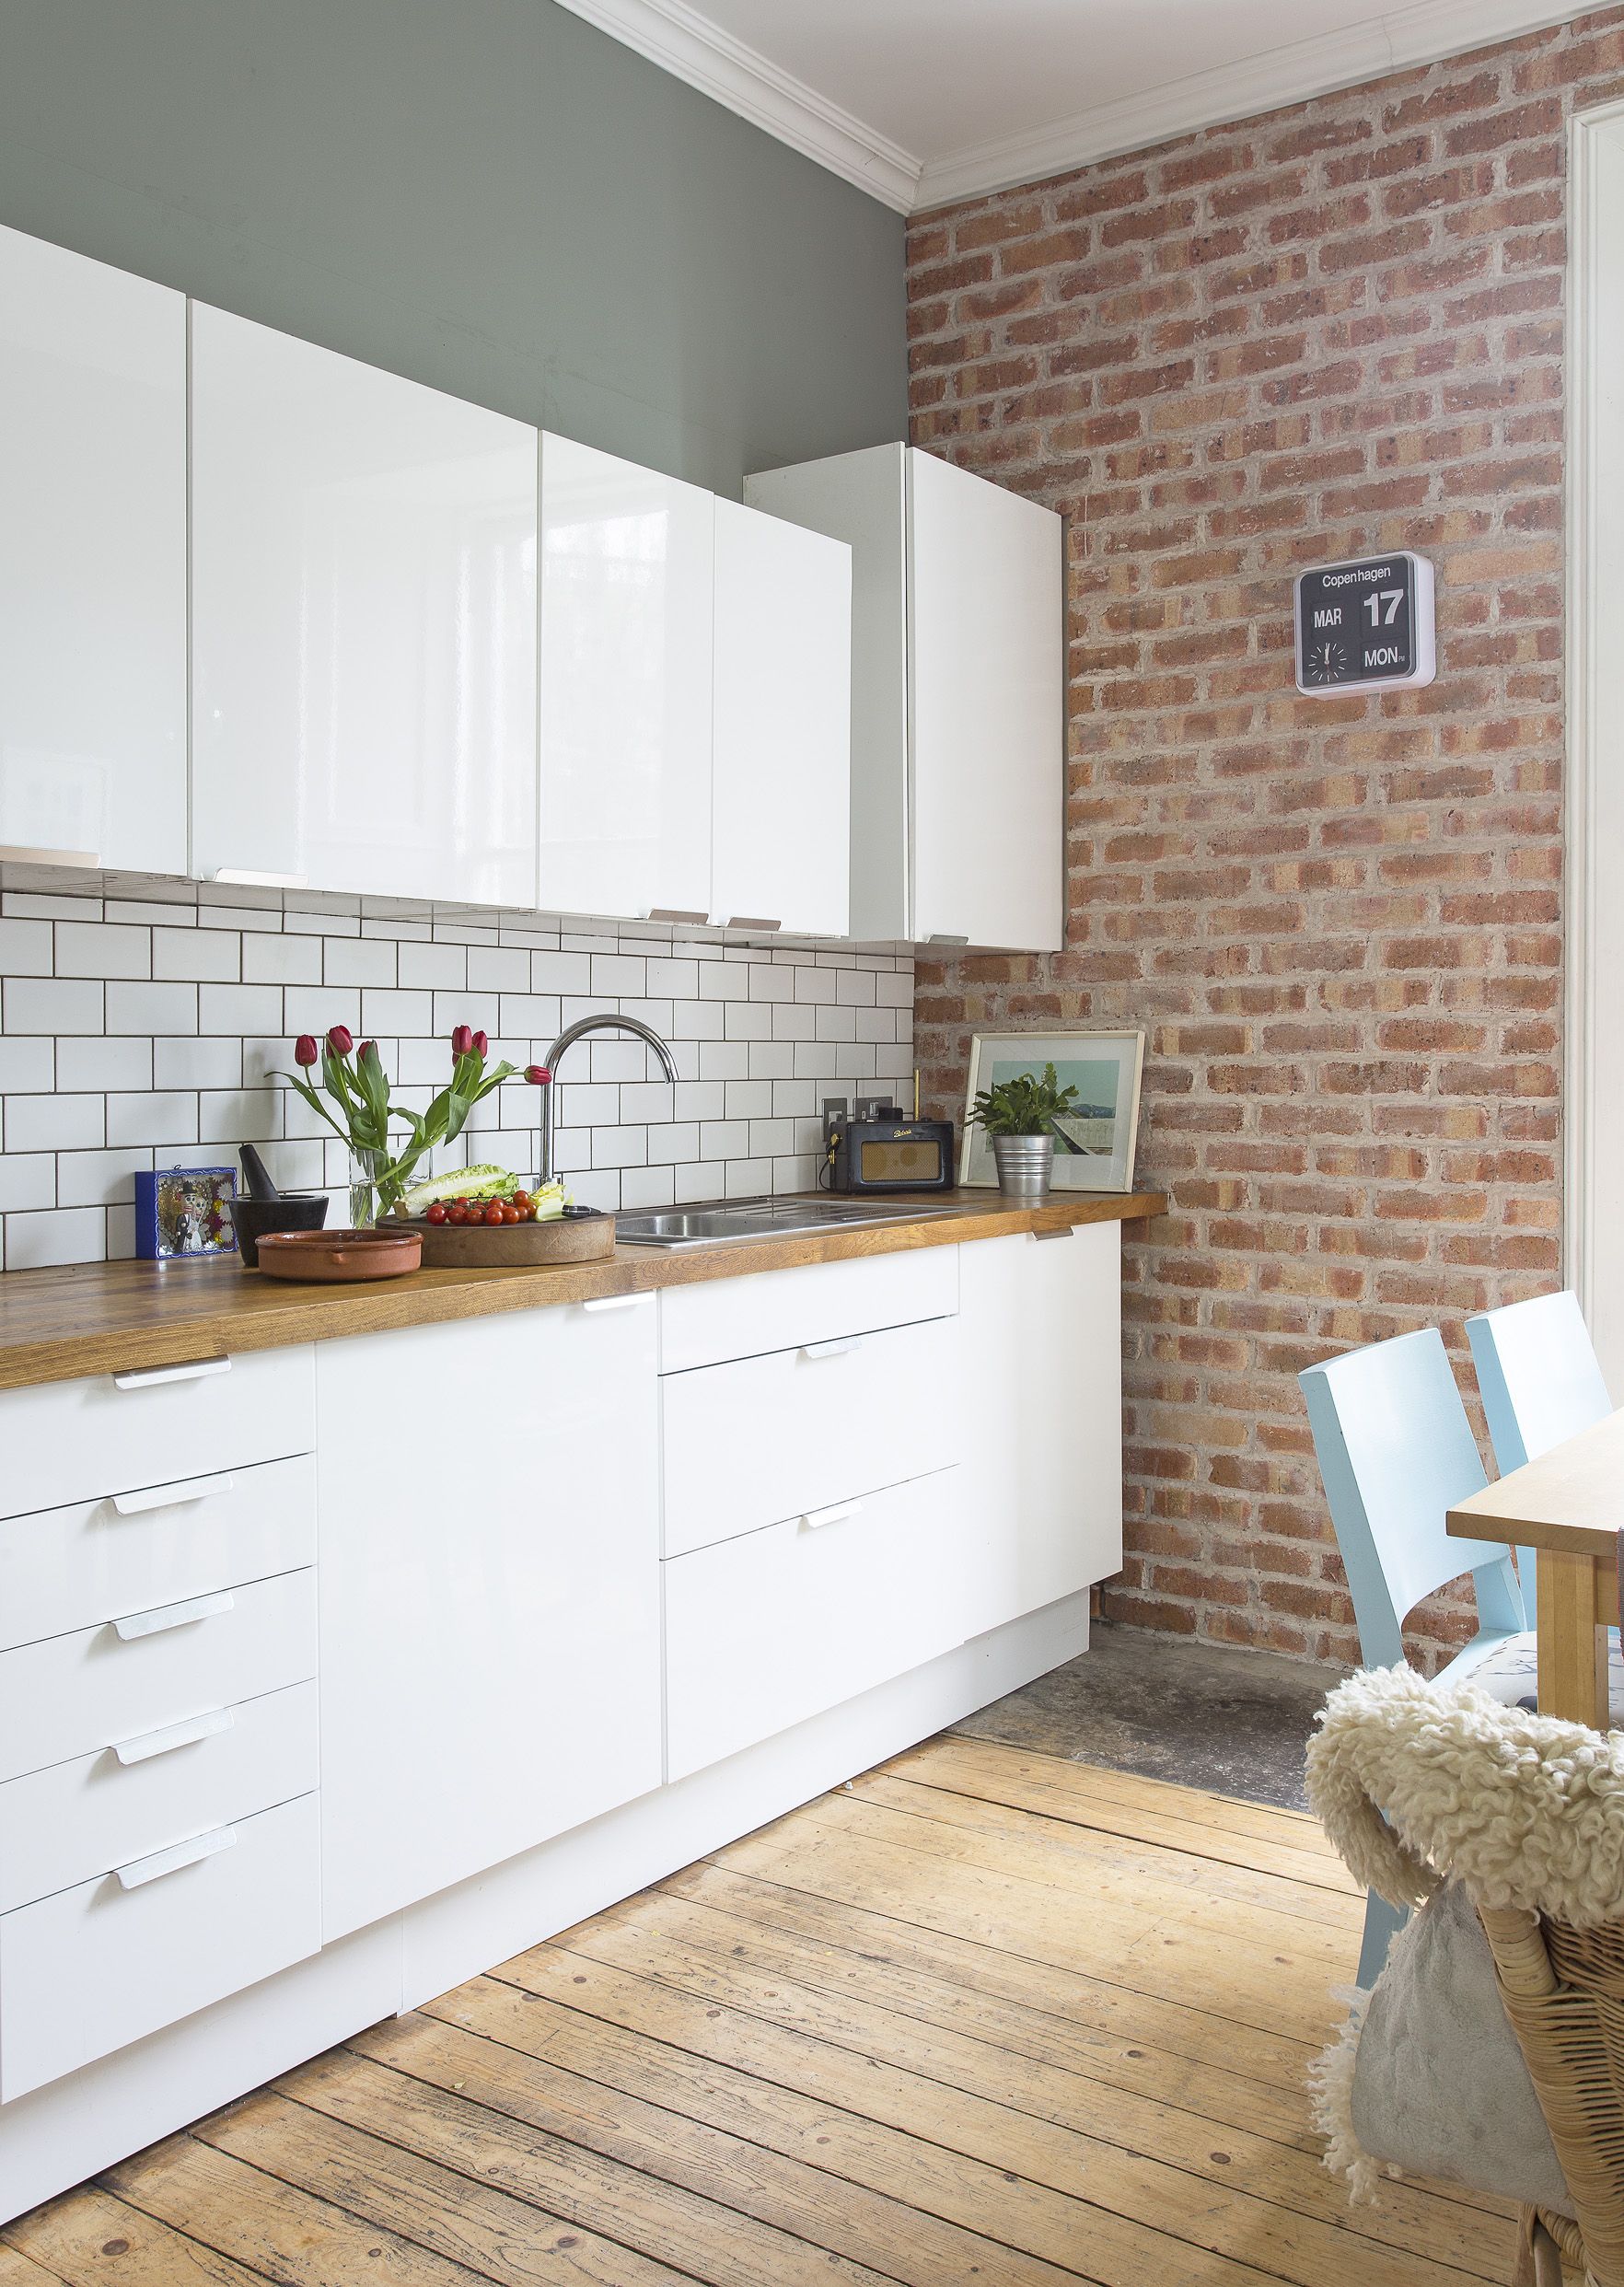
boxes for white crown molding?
[912,0,1587,209]
[556,0,1595,218]
[550,0,921,211]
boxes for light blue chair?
[1466,1290,1613,1629]
[1300,1328,1528,1986]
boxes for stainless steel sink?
[615,1196,957,1249]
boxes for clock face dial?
[1295,553,1432,694]
[1304,639,1349,684]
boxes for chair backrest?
[1466,1291,1611,1629]
[1299,1328,1524,1670]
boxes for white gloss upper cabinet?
[539,434,713,923]
[191,305,538,905]
[712,499,850,936]
[0,226,186,875]
[746,444,1063,952]
[317,1298,662,1942]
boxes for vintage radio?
[826,1111,955,1195]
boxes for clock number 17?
[1363,589,1403,625]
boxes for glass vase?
[347,1147,390,1230]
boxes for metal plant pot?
[992,1133,1056,1200]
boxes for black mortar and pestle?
[228,1144,331,1267]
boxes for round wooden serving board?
[396,1209,615,1271]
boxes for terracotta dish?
[255,1227,422,1283]
[396,1208,614,1271]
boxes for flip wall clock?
[1293,551,1436,695]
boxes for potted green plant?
[273,1025,548,1225]
[968,1062,1080,1199]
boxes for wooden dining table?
[1448,1409,1624,1727]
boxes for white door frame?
[1567,100,1624,1391]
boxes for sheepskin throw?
[1306,1662,1624,1928]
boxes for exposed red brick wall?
[906,14,1624,1666]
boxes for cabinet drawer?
[662,1313,959,1558]
[658,1245,957,1375]
[0,1791,319,2099]
[664,1466,974,1781]
[0,1679,317,1914]
[0,1452,316,1653]
[0,1346,315,1522]
[0,1568,316,1785]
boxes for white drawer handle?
[212,867,307,888]
[800,1337,864,1361]
[112,1708,234,1766]
[113,1589,235,1642]
[112,1358,231,1390]
[582,1294,651,1313]
[116,1824,238,1890]
[111,1472,237,1516]
[803,1500,863,1531]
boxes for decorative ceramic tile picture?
[134,1166,238,1260]
[959,1029,1145,1193]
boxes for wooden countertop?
[0,1189,1165,1393]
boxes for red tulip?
[451,1024,473,1056]
[472,1030,489,1059]
[294,1035,319,1068]
[327,1025,354,1056]
[358,1039,377,1062]
[526,1064,551,1085]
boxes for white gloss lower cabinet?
[957,1224,1123,1631]
[317,1300,662,1940]
[665,1467,972,1781]
[191,304,538,905]
[0,1793,319,2102]
[0,224,186,876]
[711,498,850,935]
[539,434,714,923]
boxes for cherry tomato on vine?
[425,1202,447,1225]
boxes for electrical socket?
[821,1095,850,1146]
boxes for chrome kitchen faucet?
[539,1013,678,1188]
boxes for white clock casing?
[1293,550,1436,697]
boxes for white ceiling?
[554,0,1586,211]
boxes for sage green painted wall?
[0,0,905,494]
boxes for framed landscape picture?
[959,1028,1145,1192]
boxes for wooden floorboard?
[3,1740,1517,2287]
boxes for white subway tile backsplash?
[54,922,151,980]
[323,936,397,988]
[56,1146,154,1208]
[5,1205,106,1271]
[243,931,321,986]
[0,881,913,1262]
[55,1037,153,1093]
[0,921,52,976]
[107,1091,200,1148]
[621,1165,677,1209]
[468,946,529,993]
[0,1153,57,1211]
[108,981,194,1035]
[530,951,591,994]
[6,977,103,1033]
[155,1036,243,1090]
[0,1039,52,1092]
[153,926,240,982]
